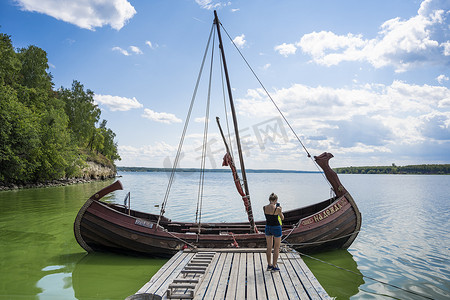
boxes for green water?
[0,181,166,300]
[1,173,449,299]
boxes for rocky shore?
[0,161,116,191]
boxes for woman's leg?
[265,235,273,266]
[273,236,281,268]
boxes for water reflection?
[71,253,166,300]
[303,250,364,299]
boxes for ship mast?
[214,11,257,233]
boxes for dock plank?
[225,252,240,299]
[214,252,233,299]
[129,248,331,300]
[137,250,185,294]
[235,252,247,300]
[295,253,331,300]
[246,252,257,300]
[286,251,321,300]
[200,252,227,299]
[145,252,194,296]
[259,252,278,300]
[271,255,290,300]
[279,252,308,299]
[193,252,219,298]
[253,252,267,300]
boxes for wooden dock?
[126,248,331,300]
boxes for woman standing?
[263,193,284,272]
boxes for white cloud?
[274,43,297,57]
[194,117,209,123]
[142,109,182,124]
[112,46,130,56]
[437,74,449,84]
[146,40,158,49]
[118,142,176,167]
[113,45,145,56]
[262,63,271,70]
[15,0,136,30]
[443,41,450,56]
[297,31,365,65]
[130,46,143,55]
[118,80,450,168]
[233,34,246,48]
[280,0,450,71]
[94,94,143,111]
[236,80,450,158]
[195,0,229,10]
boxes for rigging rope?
[284,246,434,300]
[219,23,333,191]
[195,27,216,228]
[165,229,197,249]
[157,24,215,227]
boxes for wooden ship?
[74,11,361,257]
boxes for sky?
[1,0,449,171]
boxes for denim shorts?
[265,225,282,238]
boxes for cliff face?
[0,161,116,191]
[82,161,116,180]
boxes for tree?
[0,31,120,184]
[0,33,21,86]
[17,45,53,91]
[98,120,121,161]
[59,80,101,147]
[0,85,40,182]
[34,106,78,181]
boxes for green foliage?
[96,120,120,161]
[0,33,21,86]
[0,85,40,182]
[0,31,120,184]
[18,45,53,91]
[334,164,450,175]
[59,80,100,147]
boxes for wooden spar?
[216,117,231,155]
[216,117,256,230]
[213,11,257,233]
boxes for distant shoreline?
[117,164,450,175]
[116,166,319,174]
[334,164,449,175]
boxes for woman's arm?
[276,207,284,220]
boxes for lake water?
[0,172,449,299]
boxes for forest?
[334,164,450,175]
[0,32,120,184]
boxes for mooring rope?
[282,231,360,245]
[282,242,434,300]
[299,251,434,300]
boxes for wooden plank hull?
[74,181,361,257]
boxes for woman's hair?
[269,193,278,202]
